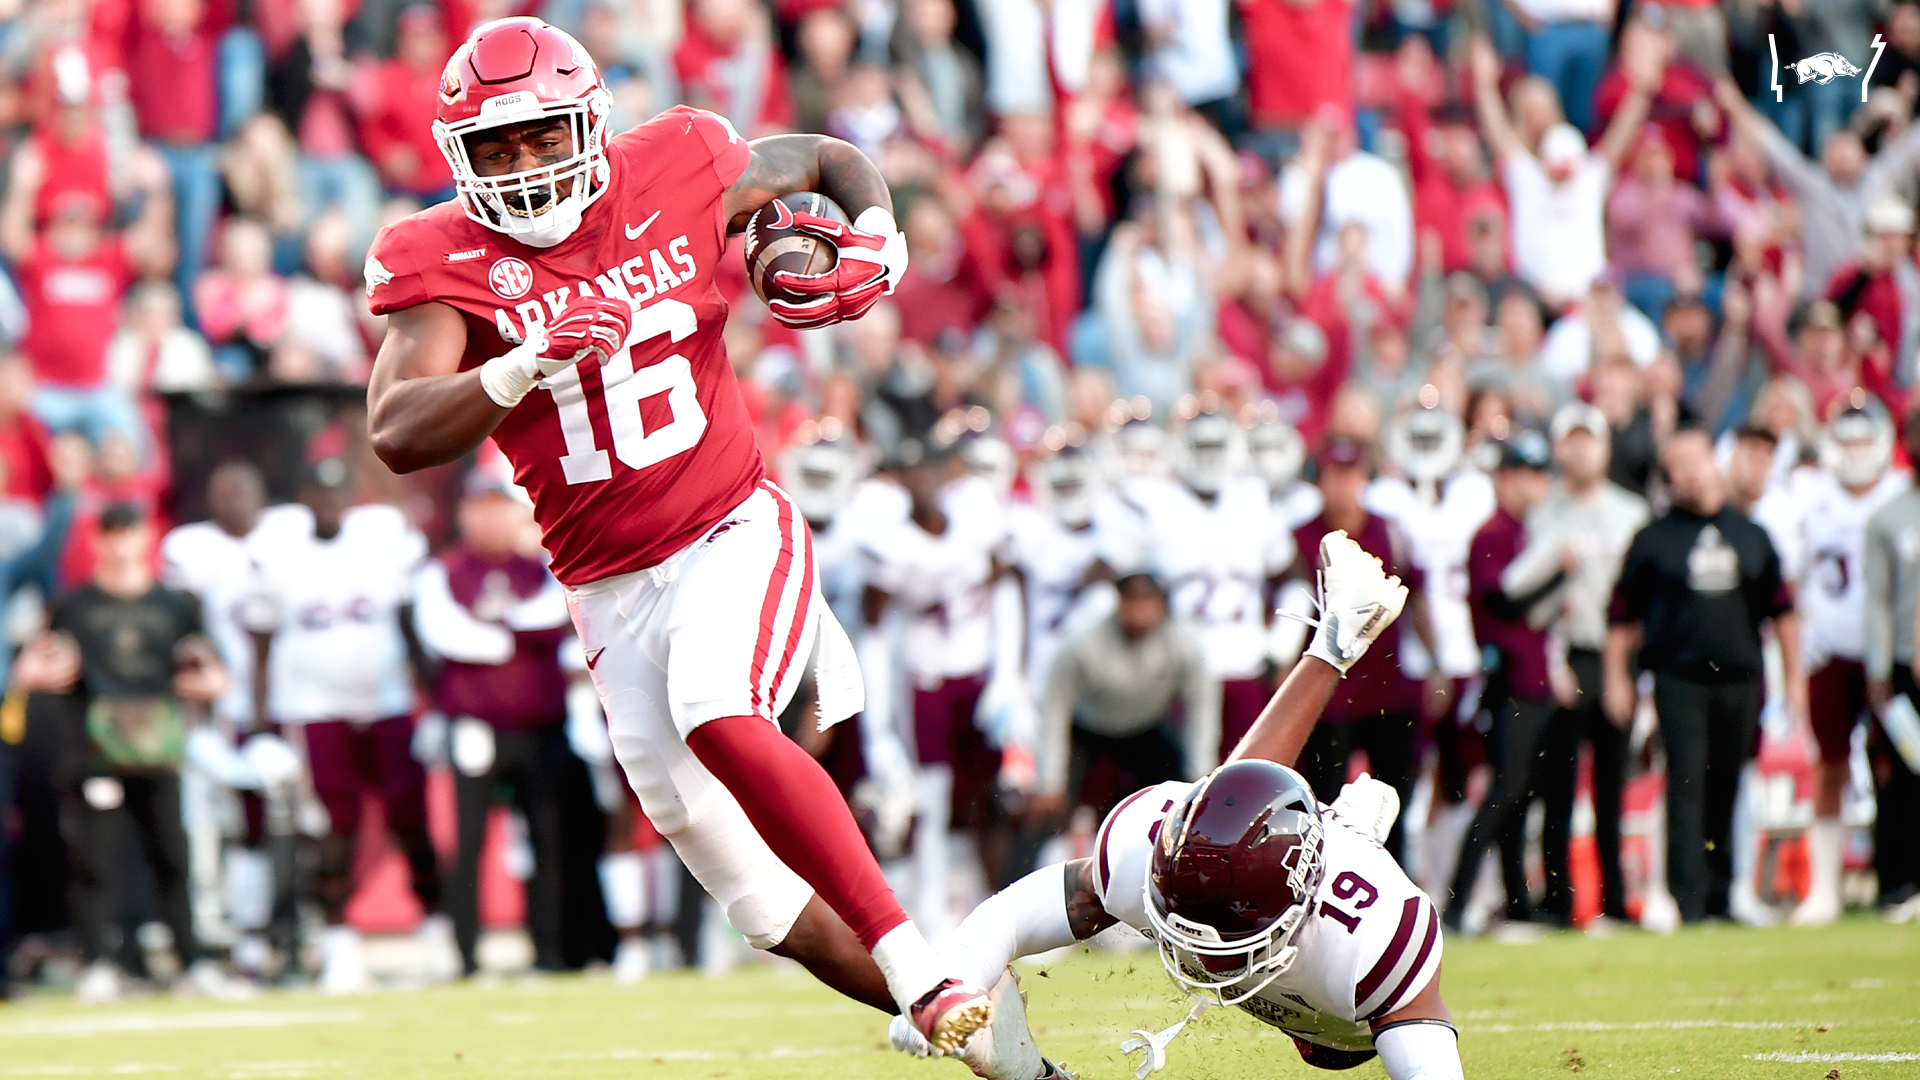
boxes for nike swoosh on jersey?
[585,647,607,670]
[625,211,662,240]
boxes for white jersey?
[1004,500,1116,690]
[1130,476,1295,681]
[864,476,1007,686]
[1365,473,1495,678]
[1798,469,1911,667]
[814,479,909,634]
[1274,480,1324,532]
[247,504,427,724]
[1093,781,1443,1052]
[160,505,307,725]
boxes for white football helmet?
[1247,417,1307,492]
[1176,412,1244,498]
[1820,395,1895,489]
[1386,401,1466,486]
[779,439,860,525]
[1029,449,1101,529]
[958,432,1017,499]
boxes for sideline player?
[362,17,987,1044]
[1793,397,1908,926]
[897,533,1465,1080]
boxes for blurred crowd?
[1,0,1919,1001]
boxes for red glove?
[766,207,908,330]
[537,295,632,375]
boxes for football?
[743,191,847,308]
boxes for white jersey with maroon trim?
[1092,781,1443,1053]
[1129,476,1295,681]
[862,476,1007,686]
[1364,472,1494,679]
[813,478,909,635]
[1004,500,1114,690]
[1797,468,1910,667]
[365,106,762,587]
[246,504,428,724]
[160,505,309,726]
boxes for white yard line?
[0,1009,364,1038]
[1751,1053,1920,1063]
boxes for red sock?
[687,714,908,950]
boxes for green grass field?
[3,917,1915,1079]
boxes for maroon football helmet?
[1146,760,1325,1005]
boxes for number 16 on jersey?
[544,297,709,485]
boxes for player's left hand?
[766,206,908,329]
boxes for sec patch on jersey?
[744,192,846,307]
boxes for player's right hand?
[536,295,632,376]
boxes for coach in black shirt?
[1603,427,1801,924]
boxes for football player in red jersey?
[363,17,989,1049]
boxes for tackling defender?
[363,16,988,1046]
[899,532,1466,1080]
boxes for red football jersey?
[366,106,764,586]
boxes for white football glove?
[1299,531,1408,674]
[242,732,306,791]
[1330,772,1401,845]
[410,711,450,769]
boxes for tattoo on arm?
[724,134,893,234]
[1064,859,1119,940]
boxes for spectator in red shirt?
[0,357,55,503]
[119,0,256,311]
[892,196,990,346]
[1238,0,1353,155]
[354,5,454,202]
[1591,12,1719,183]
[1403,98,1507,275]
[674,0,795,135]
[4,173,173,448]
[1825,199,1920,379]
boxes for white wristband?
[478,339,543,409]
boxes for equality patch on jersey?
[1355,896,1441,1020]
[489,256,534,300]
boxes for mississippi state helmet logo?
[489,257,534,300]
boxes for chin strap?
[1120,999,1214,1079]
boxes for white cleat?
[892,969,1058,1080]
[177,958,256,1000]
[1885,894,1920,924]
[1789,890,1841,928]
[319,925,370,995]
[611,936,650,984]
[1638,889,1681,935]
[954,969,1049,1080]
[1728,881,1781,928]
[416,913,464,983]
[75,959,123,1005]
